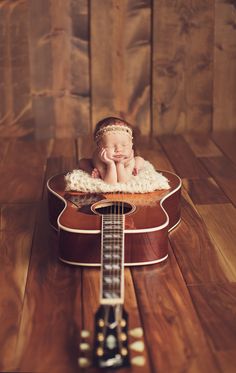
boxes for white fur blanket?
[65,161,169,194]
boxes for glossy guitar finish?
[47,170,181,266]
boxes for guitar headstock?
[93,304,130,369]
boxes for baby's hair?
[93,117,141,156]
[93,117,133,141]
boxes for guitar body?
[47,170,181,266]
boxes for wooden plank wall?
[0,0,235,138]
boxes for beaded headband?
[95,124,133,143]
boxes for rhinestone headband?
[95,124,133,143]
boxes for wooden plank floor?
[0,132,235,373]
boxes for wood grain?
[152,0,214,134]
[0,139,51,203]
[189,283,236,373]
[214,0,236,131]
[184,132,222,157]
[0,0,33,138]
[16,204,81,373]
[29,0,90,138]
[1,133,236,372]
[212,131,236,164]
[0,203,37,372]
[90,0,151,134]
[15,145,82,373]
[182,177,229,205]
[196,203,236,282]
[169,193,229,285]
[158,134,209,178]
[0,139,9,166]
[200,156,236,206]
[132,247,220,372]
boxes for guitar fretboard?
[100,214,125,304]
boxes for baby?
[91,117,144,184]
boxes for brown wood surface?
[211,131,236,165]
[90,0,151,135]
[158,134,209,178]
[152,0,214,134]
[132,247,220,372]
[1,1,236,137]
[0,133,236,372]
[0,0,33,137]
[214,0,236,131]
[200,156,236,206]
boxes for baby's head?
[94,117,134,160]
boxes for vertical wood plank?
[29,0,90,138]
[214,0,236,131]
[91,0,151,134]
[28,0,55,138]
[69,0,91,137]
[0,204,37,372]
[152,0,214,134]
[0,0,33,137]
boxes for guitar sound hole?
[92,201,135,216]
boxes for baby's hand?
[132,167,138,176]
[99,148,114,165]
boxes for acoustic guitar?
[47,170,181,368]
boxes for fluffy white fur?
[65,161,169,193]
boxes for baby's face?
[99,131,133,161]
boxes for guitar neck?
[100,213,125,305]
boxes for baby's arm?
[93,149,117,184]
[133,156,145,176]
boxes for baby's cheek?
[106,148,114,157]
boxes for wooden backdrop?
[0,0,236,138]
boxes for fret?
[100,212,125,304]
[103,291,120,299]
[103,276,120,284]
[103,225,122,229]
[104,234,122,239]
[103,244,122,249]
[103,264,121,270]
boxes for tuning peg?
[97,332,105,342]
[79,342,90,351]
[130,341,145,352]
[96,347,104,356]
[80,330,90,338]
[120,318,126,327]
[98,318,105,327]
[78,357,91,368]
[131,356,146,367]
[121,347,128,356]
[120,332,127,341]
[129,327,144,338]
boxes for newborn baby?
[91,117,144,184]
